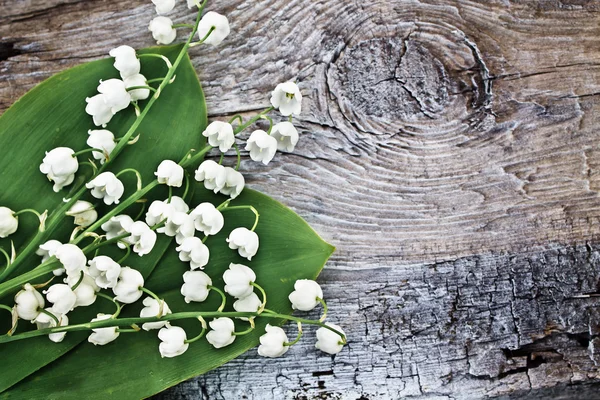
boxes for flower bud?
[14,283,45,321]
[109,45,140,79]
[155,160,184,187]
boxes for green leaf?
[0,44,206,392]
[2,188,334,399]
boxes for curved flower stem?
[0,310,347,344]
[39,308,59,326]
[72,148,105,158]
[137,53,173,70]
[184,316,207,344]
[188,26,215,47]
[261,114,274,134]
[222,205,259,231]
[146,77,167,84]
[71,271,85,290]
[229,114,243,125]
[97,292,122,318]
[182,172,191,200]
[208,285,227,312]
[232,325,255,336]
[173,23,196,29]
[140,287,162,304]
[126,86,157,93]
[284,322,303,346]
[0,304,13,314]
[232,142,241,170]
[216,199,231,211]
[234,107,274,135]
[117,244,131,264]
[250,282,267,312]
[167,186,173,203]
[116,168,143,191]
[317,297,328,322]
[116,328,139,333]
[0,248,10,269]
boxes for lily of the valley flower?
[160,211,195,244]
[112,266,144,303]
[88,256,122,289]
[181,270,212,303]
[271,122,299,152]
[127,221,157,256]
[86,172,125,205]
[245,130,278,165]
[87,129,116,164]
[288,279,323,311]
[146,196,189,226]
[66,200,98,227]
[109,45,140,79]
[227,227,259,260]
[151,0,175,15]
[158,326,189,358]
[124,73,151,101]
[36,240,65,276]
[206,317,236,349]
[85,94,114,127]
[149,16,177,45]
[190,203,224,236]
[223,263,256,298]
[258,324,289,358]
[197,11,230,46]
[34,309,69,343]
[65,273,99,307]
[44,284,77,314]
[140,297,172,331]
[155,160,184,187]
[176,237,210,270]
[221,167,245,199]
[88,313,120,345]
[270,81,302,116]
[39,147,79,192]
[101,215,134,249]
[97,79,131,114]
[315,323,346,355]
[0,207,18,238]
[55,244,87,277]
[202,121,235,152]
[195,160,226,193]
[14,283,45,321]
[233,292,261,321]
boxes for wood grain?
[3,0,600,398]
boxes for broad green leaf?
[2,188,334,399]
[0,44,206,392]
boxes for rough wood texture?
[3,0,600,398]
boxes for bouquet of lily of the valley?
[0,1,346,398]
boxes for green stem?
[116,168,143,191]
[0,304,13,314]
[234,107,274,135]
[13,208,41,218]
[39,308,59,326]
[317,297,328,322]
[189,26,215,47]
[146,77,166,84]
[0,310,346,344]
[137,53,173,70]
[0,248,10,269]
[140,287,162,304]
[116,328,139,333]
[261,114,274,134]
[222,205,260,231]
[97,292,122,318]
[250,281,267,312]
[284,322,303,346]
[117,244,131,264]
[233,142,241,170]
[208,286,227,312]
[184,316,207,343]
[229,114,243,125]
[70,271,85,291]
[173,23,195,28]
[126,85,157,93]
[232,325,254,336]
[72,148,105,158]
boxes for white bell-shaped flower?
[181,270,212,303]
[34,309,69,343]
[176,237,210,270]
[88,313,120,345]
[86,172,125,205]
[127,221,157,256]
[112,266,144,303]
[195,160,227,193]
[85,94,114,127]
[270,81,302,116]
[109,45,140,79]
[40,147,79,192]
[190,203,224,236]
[36,240,65,276]
[124,73,151,101]
[87,129,116,164]
[66,200,98,227]
[227,227,259,260]
[65,273,98,307]
[44,284,77,314]
[223,263,256,298]
[55,244,87,277]
[97,79,131,114]
[288,279,323,311]
[233,292,261,321]
[101,215,134,249]
[245,130,278,165]
[315,323,346,355]
[271,122,299,152]
[0,207,18,238]
[140,297,172,331]
[258,324,289,358]
[158,326,189,358]
[206,317,236,349]
[197,11,230,46]
[152,0,175,15]
[146,196,189,227]
[202,121,235,152]
[14,283,45,321]
[158,211,195,244]
[149,16,177,45]
[220,167,245,199]
[88,256,122,289]
[155,160,184,187]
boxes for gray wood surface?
[3,0,600,398]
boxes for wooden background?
[2,0,600,398]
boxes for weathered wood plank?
[2,0,600,398]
